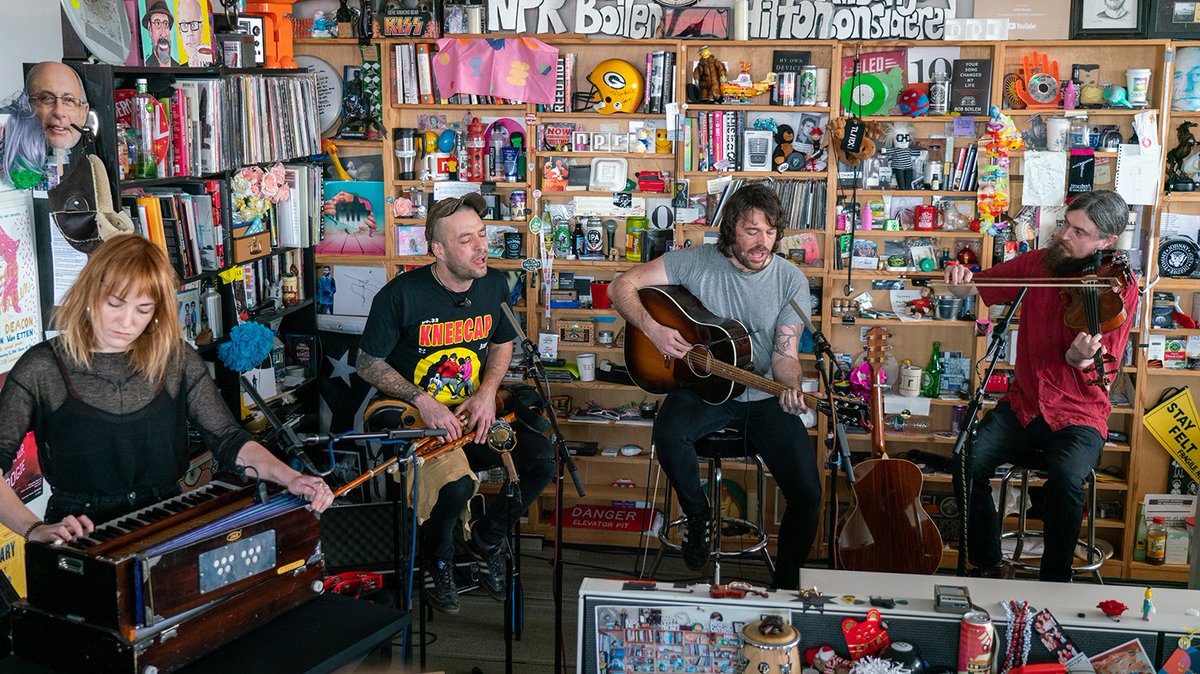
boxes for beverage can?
[503,232,523,259]
[585,217,605,258]
[958,610,995,674]
[799,65,818,106]
[509,190,527,219]
[930,73,951,115]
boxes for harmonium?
[14,479,325,673]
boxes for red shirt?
[974,249,1139,437]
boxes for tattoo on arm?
[357,350,424,403]
[773,324,801,359]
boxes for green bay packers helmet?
[573,59,643,114]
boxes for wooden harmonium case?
[23,480,323,635]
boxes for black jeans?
[964,402,1103,582]
[421,426,555,562]
[652,389,821,587]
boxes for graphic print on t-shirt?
[412,313,494,404]
[416,350,478,403]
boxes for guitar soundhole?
[685,345,714,379]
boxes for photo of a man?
[175,0,213,67]
[1081,0,1139,30]
[24,62,90,150]
[141,0,179,67]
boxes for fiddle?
[1058,250,1133,390]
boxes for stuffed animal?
[897,86,929,117]
[692,45,727,103]
[826,116,885,166]
[633,128,653,153]
[772,124,805,172]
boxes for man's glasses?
[179,20,202,32]
[148,18,171,29]
[29,93,86,111]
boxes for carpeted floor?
[344,540,779,673]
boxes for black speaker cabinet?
[320,502,398,572]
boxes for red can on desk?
[959,610,995,674]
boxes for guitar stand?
[951,288,1027,577]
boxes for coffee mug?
[576,353,596,382]
[424,152,451,180]
[914,205,943,231]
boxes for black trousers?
[652,389,821,588]
[421,426,555,562]
[963,402,1103,582]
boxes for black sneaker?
[426,560,460,614]
[681,516,711,571]
[468,533,507,601]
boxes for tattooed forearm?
[357,350,425,403]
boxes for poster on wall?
[139,0,180,67]
[0,191,42,375]
[174,0,215,67]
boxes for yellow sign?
[0,526,26,597]
[1143,388,1200,484]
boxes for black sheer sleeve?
[180,348,252,472]
[0,344,63,474]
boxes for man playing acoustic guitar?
[611,183,819,590]
[945,190,1138,582]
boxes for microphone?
[218,322,322,475]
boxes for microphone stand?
[790,302,855,573]
[951,287,1026,576]
[500,304,583,674]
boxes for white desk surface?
[580,569,1200,634]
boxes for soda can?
[779,72,796,107]
[509,190,527,219]
[958,610,995,674]
[799,65,818,106]
[930,73,951,115]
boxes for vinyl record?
[840,73,888,117]
[60,0,131,66]
[296,55,343,137]
[1159,238,1200,278]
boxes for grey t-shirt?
[662,244,810,401]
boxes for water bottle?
[133,79,157,179]
[202,282,223,340]
[488,126,508,181]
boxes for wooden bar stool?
[648,427,774,584]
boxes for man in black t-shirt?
[358,193,554,614]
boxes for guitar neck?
[685,350,820,407]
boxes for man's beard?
[1043,241,1096,276]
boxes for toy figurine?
[772,124,805,172]
[310,10,336,38]
[897,86,930,117]
[1143,587,1155,622]
[720,62,776,103]
[907,287,934,319]
[1105,85,1134,108]
[1166,121,1198,192]
[885,123,920,190]
[692,45,726,103]
[633,127,653,153]
[805,126,828,172]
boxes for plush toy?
[897,86,929,117]
[772,124,805,172]
[826,116,885,166]
[806,645,853,674]
[633,127,653,153]
[692,45,727,103]
[906,287,934,319]
[885,123,920,190]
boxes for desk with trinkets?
[577,572,1200,673]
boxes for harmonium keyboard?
[14,479,325,673]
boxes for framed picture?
[1070,0,1149,38]
[1147,0,1200,37]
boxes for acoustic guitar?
[836,327,943,575]
[624,285,864,421]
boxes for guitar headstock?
[865,327,892,368]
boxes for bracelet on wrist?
[23,520,45,539]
